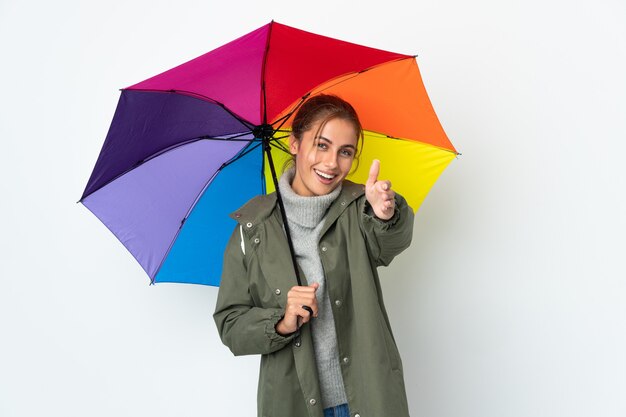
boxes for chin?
[317,182,341,195]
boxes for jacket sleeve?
[213,225,298,356]
[359,192,415,267]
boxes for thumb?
[367,159,380,187]
[310,282,320,290]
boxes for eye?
[340,149,354,157]
[317,142,328,150]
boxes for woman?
[214,94,415,417]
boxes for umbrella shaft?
[263,138,303,287]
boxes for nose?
[321,150,338,169]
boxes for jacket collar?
[230,180,365,228]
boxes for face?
[289,117,358,197]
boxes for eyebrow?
[318,136,356,150]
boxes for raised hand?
[365,159,395,220]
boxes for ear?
[289,134,299,155]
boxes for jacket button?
[309,398,317,406]
[342,356,350,364]
[246,222,252,228]
[341,201,346,206]
[355,414,361,417]
[294,340,301,347]
[254,238,260,244]
[275,288,281,295]
[335,300,342,307]
[321,246,327,252]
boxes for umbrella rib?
[269,93,310,133]
[200,132,261,142]
[78,133,257,202]
[362,129,460,155]
[271,112,292,126]
[269,138,290,154]
[123,88,256,131]
[272,134,290,141]
[312,56,416,93]
[221,141,264,170]
[260,21,274,125]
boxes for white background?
[1,0,625,416]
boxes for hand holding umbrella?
[365,159,396,220]
[275,282,320,335]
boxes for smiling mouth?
[314,169,337,181]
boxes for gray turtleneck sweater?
[278,168,348,409]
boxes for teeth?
[315,169,336,180]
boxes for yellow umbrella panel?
[264,131,455,213]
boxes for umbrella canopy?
[80,21,457,286]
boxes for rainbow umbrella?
[79,21,457,286]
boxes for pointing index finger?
[367,159,380,187]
